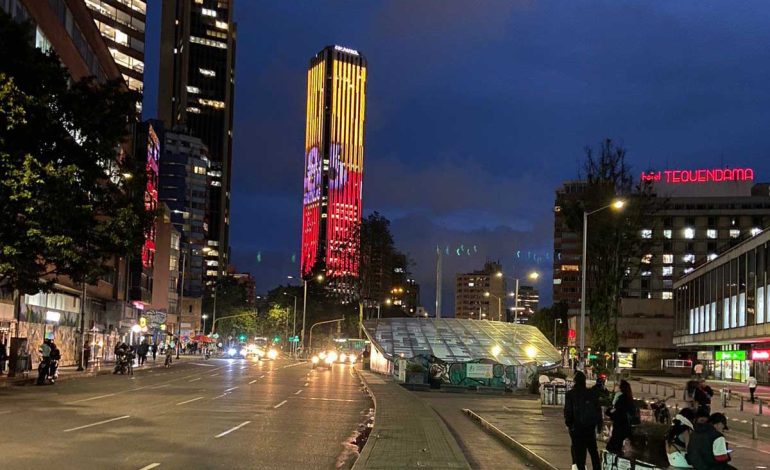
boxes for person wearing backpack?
[564,371,602,470]
[606,379,637,454]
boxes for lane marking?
[212,393,228,400]
[189,362,216,367]
[295,397,360,403]
[294,389,303,395]
[273,400,288,409]
[0,410,12,415]
[67,393,115,405]
[304,382,309,386]
[210,373,219,377]
[260,375,265,378]
[188,377,201,382]
[176,397,204,406]
[225,387,239,392]
[63,415,130,433]
[150,384,170,390]
[248,379,257,384]
[214,421,251,438]
[138,464,161,470]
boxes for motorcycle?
[650,398,671,424]
[36,358,58,385]
[113,351,135,375]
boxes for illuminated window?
[684,267,695,274]
[663,229,672,239]
[730,229,740,238]
[641,271,652,277]
[640,229,652,239]
[662,291,673,300]
[199,68,216,77]
[114,29,129,46]
[562,265,580,272]
[199,98,225,109]
[215,20,228,30]
[201,8,216,17]
[707,229,717,239]
[186,85,201,94]
[683,227,695,239]
[190,36,227,49]
[682,253,695,263]
[468,282,474,287]
[751,227,762,237]
[662,254,674,264]
[186,106,201,114]
[707,253,718,262]
[662,266,673,276]
[641,254,652,264]
[193,166,206,175]
[211,181,222,187]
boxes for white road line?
[295,397,360,403]
[138,464,161,470]
[189,362,216,367]
[67,393,116,405]
[0,410,12,415]
[762,424,769,428]
[150,384,170,389]
[210,373,219,377]
[741,420,748,423]
[63,415,130,433]
[188,377,201,382]
[214,421,251,439]
[212,393,227,400]
[248,379,257,384]
[273,400,288,409]
[260,375,265,378]
[294,389,303,395]
[304,382,309,386]
[225,386,239,392]
[176,397,204,406]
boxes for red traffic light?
[567,329,576,340]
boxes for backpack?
[50,347,61,361]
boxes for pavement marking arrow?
[176,397,204,406]
[214,420,251,438]
[273,400,288,409]
[63,415,130,433]
[138,464,160,470]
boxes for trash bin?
[555,384,567,406]
[542,383,555,405]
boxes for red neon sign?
[641,168,754,184]
[751,349,770,361]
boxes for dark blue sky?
[144,1,770,313]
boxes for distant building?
[455,262,505,320]
[514,285,539,323]
[300,45,367,299]
[230,271,256,306]
[150,204,181,323]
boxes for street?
[0,357,370,469]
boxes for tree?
[205,275,254,336]
[529,302,569,346]
[560,139,659,352]
[0,14,147,317]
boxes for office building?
[514,285,539,322]
[158,0,236,288]
[84,0,146,111]
[673,228,770,384]
[455,262,505,320]
[151,204,181,317]
[300,45,367,297]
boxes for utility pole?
[76,282,87,371]
[435,247,442,319]
[177,250,186,360]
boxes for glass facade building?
[674,228,770,383]
[301,45,367,295]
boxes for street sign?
[289,336,299,342]
[715,350,746,361]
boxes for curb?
[352,368,378,470]
[463,408,559,470]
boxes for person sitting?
[666,408,695,468]
[687,412,736,470]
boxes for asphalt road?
[0,357,370,470]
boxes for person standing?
[747,374,758,404]
[0,341,7,375]
[83,343,91,369]
[151,343,158,362]
[606,380,637,455]
[694,362,704,379]
[687,412,736,469]
[138,340,149,366]
[694,379,714,414]
[564,371,602,470]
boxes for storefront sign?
[466,363,494,379]
[641,168,754,184]
[715,351,747,361]
[617,352,634,369]
[751,349,770,361]
[697,351,714,360]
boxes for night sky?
[143,1,770,314]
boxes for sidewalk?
[353,370,471,469]
[463,394,770,469]
[0,354,196,388]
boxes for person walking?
[138,340,149,366]
[564,371,602,470]
[747,374,758,404]
[606,379,637,455]
[694,379,714,414]
[151,343,158,362]
[687,412,736,469]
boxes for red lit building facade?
[300,45,367,295]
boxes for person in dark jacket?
[606,379,636,454]
[564,371,602,470]
[687,412,736,469]
[694,379,714,414]
[138,340,150,366]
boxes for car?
[311,350,336,369]
[226,347,248,358]
[336,351,357,365]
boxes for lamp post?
[300,274,324,356]
[554,318,563,346]
[579,199,625,364]
[483,292,504,321]
[494,272,540,323]
[201,314,208,334]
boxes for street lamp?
[201,314,208,334]
[483,291,506,321]
[579,198,625,362]
[494,271,540,323]
[300,273,325,356]
[283,291,298,356]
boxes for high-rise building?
[84,0,146,111]
[515,285,540,321]
[300,45,367,295]
[158,0,236,288]
[455,262,505,320]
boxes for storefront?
[752,348,770,384]
[713,350,750,382]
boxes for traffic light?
[239,335,246,342]
[273,335,281,343]
[567,329,576,340]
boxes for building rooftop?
[363,317,561,366]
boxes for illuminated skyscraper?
[301,45,367,292]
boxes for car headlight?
[240,348,248,357]
[319,351,327,359]
[325,356,334,365]
[339,353,347,362]
[267,349,278,360]
[349,355,356,363]
[327,351,338,362]
[227,348,236,356]
[311,356,319,364]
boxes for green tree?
[529,302,569,346]
[205,275,254,336]
[560,139,658,352]
[0,14,147,317]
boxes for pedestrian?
[0,340,7,375]
[694,362,704,379]
[666,407,695,468]
[138,340,149,366]
[606,379,638,455]
[694,379,714,414]
[686,412,736,470]
[747,374,758,404]
[83,343,91,369]
[151,343,158,361]
[564,371,602,470]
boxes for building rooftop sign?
[334,45,360,56]
[641,168,754,184]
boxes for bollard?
[656,383,659,395]
[752,418,757,440]
[741,396,744,411]
[721,390,728,408]
[760,398,764,415]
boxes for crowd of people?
[565,371,737,470]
